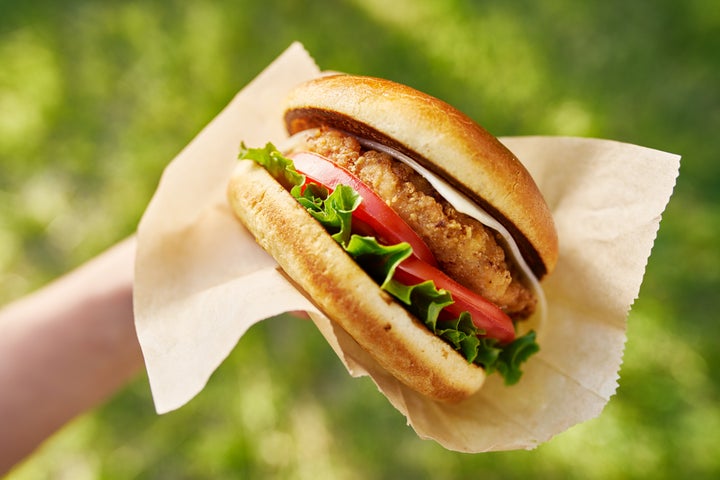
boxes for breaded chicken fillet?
[291,127,536,318]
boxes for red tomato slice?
[289,151,437,267]
[289,150,515,344]
[393,256,516,344]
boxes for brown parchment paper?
[133,42,681,451]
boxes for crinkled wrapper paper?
[133,42,680,452]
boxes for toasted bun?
[284,74,558,278]
[228,160,486,402]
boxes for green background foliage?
[2,0,718,478]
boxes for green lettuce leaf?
[242,142,539,385]
[239,142,304,190]
[345,235,412,287]
[492,330,540,385]
[295,183,361,246]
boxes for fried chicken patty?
[296,128,536,318]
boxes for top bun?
[284,75,558,278]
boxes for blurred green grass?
[1,0,718,478]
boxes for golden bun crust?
[228,160,486,402]
[284,74,558,278]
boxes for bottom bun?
[228,160,486,403]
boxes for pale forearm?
[0,237,143,474]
